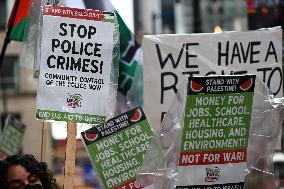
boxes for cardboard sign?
[81,107,154,189]
[0,115,25,157]
[176,75,255,188]
[143,28,282,130]
[36,6,115,124]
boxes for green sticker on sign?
[82,107,154,189]
[177,75,255,189]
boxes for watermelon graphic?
[240,78,253,91]
[190,80,203,92]
[131,109,142,122]
[84,132,98,142]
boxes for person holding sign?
[0,154,58,189]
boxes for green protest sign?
[177,75,255,189]
[82,107,154,189]
[0,115,25,157]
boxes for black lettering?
[161,72,178,104]
[69,24,76,37]
[46,80,53,85]
[240,42,250,63]
[70,57,81,71]
[185,43,199,68]
[65,56,70,70]
[90,60,99,73]
[84,43,93,56]
[257,67,272,82]
[250,41,261,64]
[82,59,90,72]
[72,41,79,55]
[88,26,96,39]
[100,61,103,74]
[79,41,84,55]
[77,25,87,38]
[231,42,241,64]
[265,41,278,63]
[94,43,102,57]
[57,56,65,69]
[61,40,71,53]
[268,67,282,96]
[256,68,272,83]
[218,41,229,66]
[156,43,184,69]
[52,39,60,52]
[47,55,56,68]
[59,23,67,36]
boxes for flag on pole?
[8,0,31,41]
[83,0,141,95]
[116,13,141,94]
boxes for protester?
[0,154,58,189]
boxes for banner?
[143,28,282,130]
[36,6,115,124]
[81,107,154,189]
[176,75,255,188]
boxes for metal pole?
[0,0,21,69]
[0,0,21,113]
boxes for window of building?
[0,1,7,31]
[0,56,20,90]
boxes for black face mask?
[23,184,43,189]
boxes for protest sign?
[176,75,255,188]
[81,107,154,189]
[36,6,115,124]
[0,115,25,157]
[143,28,282,130]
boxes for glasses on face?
[8,174,40,189]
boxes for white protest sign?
[36,6,115,124]
[143,28,282,130]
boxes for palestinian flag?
[8,0,31,41]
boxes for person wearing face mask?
[0,154,58,189]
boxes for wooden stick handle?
[40,122,49,162]
[63,122,77,189]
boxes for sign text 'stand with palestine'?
[36,6,115,124]
[82,107,154,189]
[143,28,282,130]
